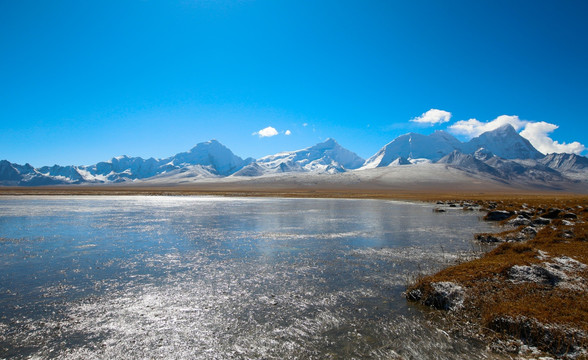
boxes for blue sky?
[1,1,587,166]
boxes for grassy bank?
[408,197,588,359]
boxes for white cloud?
[302,123,308,127]
[410,109,452,125]
[520,122,586,155]
[448,115,586,155]
[449,115,528,137]
[284,130,291,135]
[252,126,279,138]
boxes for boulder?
[541,209,562,219]
[485,210,513,221]
[408,281,465,311]
[425,282,465,310]
[508,264,565,286]
[517,210,534,218]
[508,215,532,227]
[521,226,538,237]
[475,233,501,243]
[532,217,551,226]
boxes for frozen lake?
[0,196,499,359]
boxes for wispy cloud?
[448,115,586,155]
[252,126,279,138]
[410,109,452,125]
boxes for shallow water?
[0,196,500,359]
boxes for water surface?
[0,196,499,359]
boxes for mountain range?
[1,124,587,189]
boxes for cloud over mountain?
[520,122,586,155]
[448,115,586,155]
[449,115,528,137]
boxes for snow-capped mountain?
[438,150,565,184]
[164,140,252,176]
[363,124,543,170]
[248,138,365,176]
[1,128,587,187]
[463,124,544,160]
[0,160,67,186]
[362,130,462,168]
[0,140,250,185]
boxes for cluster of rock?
[432,201,477,213]
[475,206,581,243]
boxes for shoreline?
[0,184,584,201]
[407,197,588,358]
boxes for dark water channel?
[0,196,500,359]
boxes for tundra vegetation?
[408,196,588,359]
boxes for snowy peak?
[256,139,365,174]
[168,139,247,176]
[363,130,462,168]
[465,124,543,160]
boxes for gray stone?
[485,210,513,221]
[508,215,532,227]
[532,217,551,226]
[424,282,465,311]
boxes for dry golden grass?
[408,197,588,357]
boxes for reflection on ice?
[0,196,499,359]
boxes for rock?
[508,257,586,288]
[425,282,465,311]
[517,210,534,218]
[521,226,538,237]
[562,220,575,226]
[541,209,562,219]
[505,232,527,242]
[433,208,446,213]
[475,233,501,243]
[532,217,551,226]
[508,264,565,286]
[562,213,578,219]
[489,316,587,357]
[405,288,422,302]
[485,210,513,221]
[508,215,532,227]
